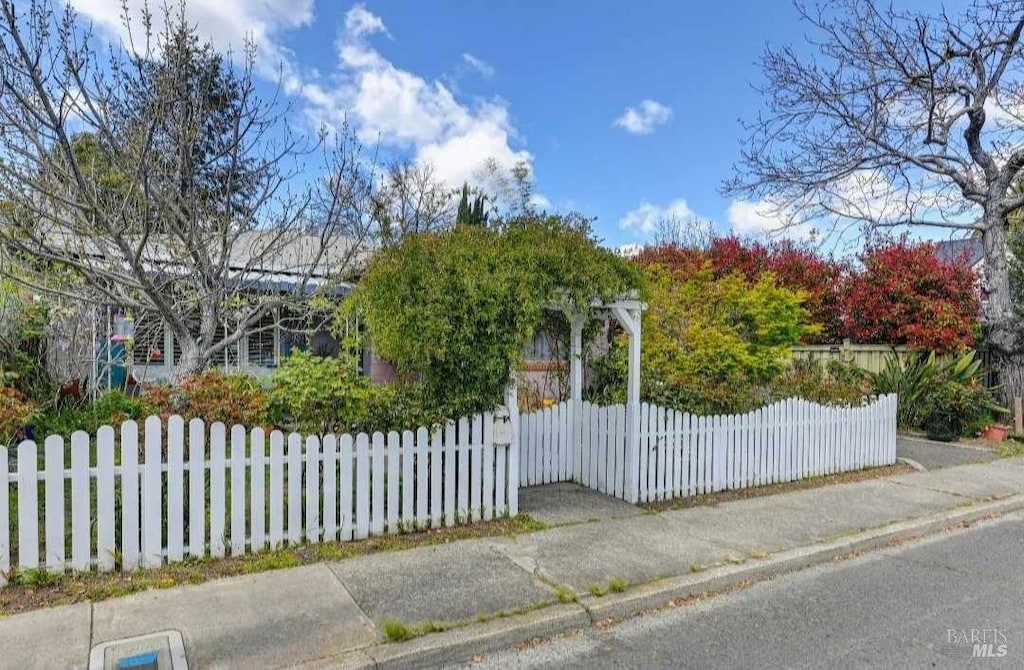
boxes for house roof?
[39,225,372,292]
[934,237,984,267]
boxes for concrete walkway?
[896,435,998,470]
[3,458,1023,670]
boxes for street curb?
[304,495,1024,669]
[579,495,1024,622]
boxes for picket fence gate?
[1,412,517,578]
[520,394,898,502]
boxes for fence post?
[505,382,520,516]
[569,314,585,482]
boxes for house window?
[247,311,278,368]
[279,310,339,360]
[524,331,565,361]
[212,322,239,368]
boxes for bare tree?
[651,214,716,249]
[371,158,455,246]
[0,1,374,380]
[724,0,1024,403]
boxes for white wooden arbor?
[507,292,645,503]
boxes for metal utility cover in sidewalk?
[89,630,188,670]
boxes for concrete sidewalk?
[3,457,1023,670]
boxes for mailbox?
[493,405,512,445]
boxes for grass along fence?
[520,394,898,502]
[1,413,517,580]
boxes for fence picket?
[232,425,248,555]
[340,433,354,541]
[120,422,139,570]
[416,427,429,529]
[44,436,65,571]
[287,433,303,544]
[96,427,115,570]
[188,419,206,558]
[355,432,370,539]
[306,435,321,543]
[457,417,469,521]
[387,431,400,534]
[142,418,162,568]
[371,432,385,536]
[483,412,495,520]
[444,422,457,526]
[322,433,337,542]
[402,430,415,527]
[614,405,627,499]
[210,423,226,558]
[252,428,268,549]
[471,415,483,522]
[269,431,285,547]
[430,428,442,528]
[17,441,38,570]
[167,417,185,562]
[70,432,90,571]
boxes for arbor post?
[569,313,585,481]
[611,306,642,504]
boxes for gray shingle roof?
[934,237,984,267]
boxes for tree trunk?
[981,217,1024,408]
[170,338,205,383]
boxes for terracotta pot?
[981,424,1009,442]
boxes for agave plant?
[872,350,985,430]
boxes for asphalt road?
[468,513,1024,669]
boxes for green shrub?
[919,379,1003,441]
[270,351,369,433]
[768,359,872,407]
[144,371,269,426]
[360,383,446,434]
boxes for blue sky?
[70,0,964,249]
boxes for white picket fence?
[520,394,898,502]
[1,413,516,578]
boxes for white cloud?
[727,198,817,240]
[619,199,695,235]
[614,99,672,135]
[299,6,531,188]
[462,53,495,78]
[68,0,314,78]
[69,3,531,191]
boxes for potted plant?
[980,423,1010,441]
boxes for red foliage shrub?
[636,235,978,350]
[144,371,269,426]
[841,237,979,351]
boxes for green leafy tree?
[592,262,810,414]
[641,266,809,413]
